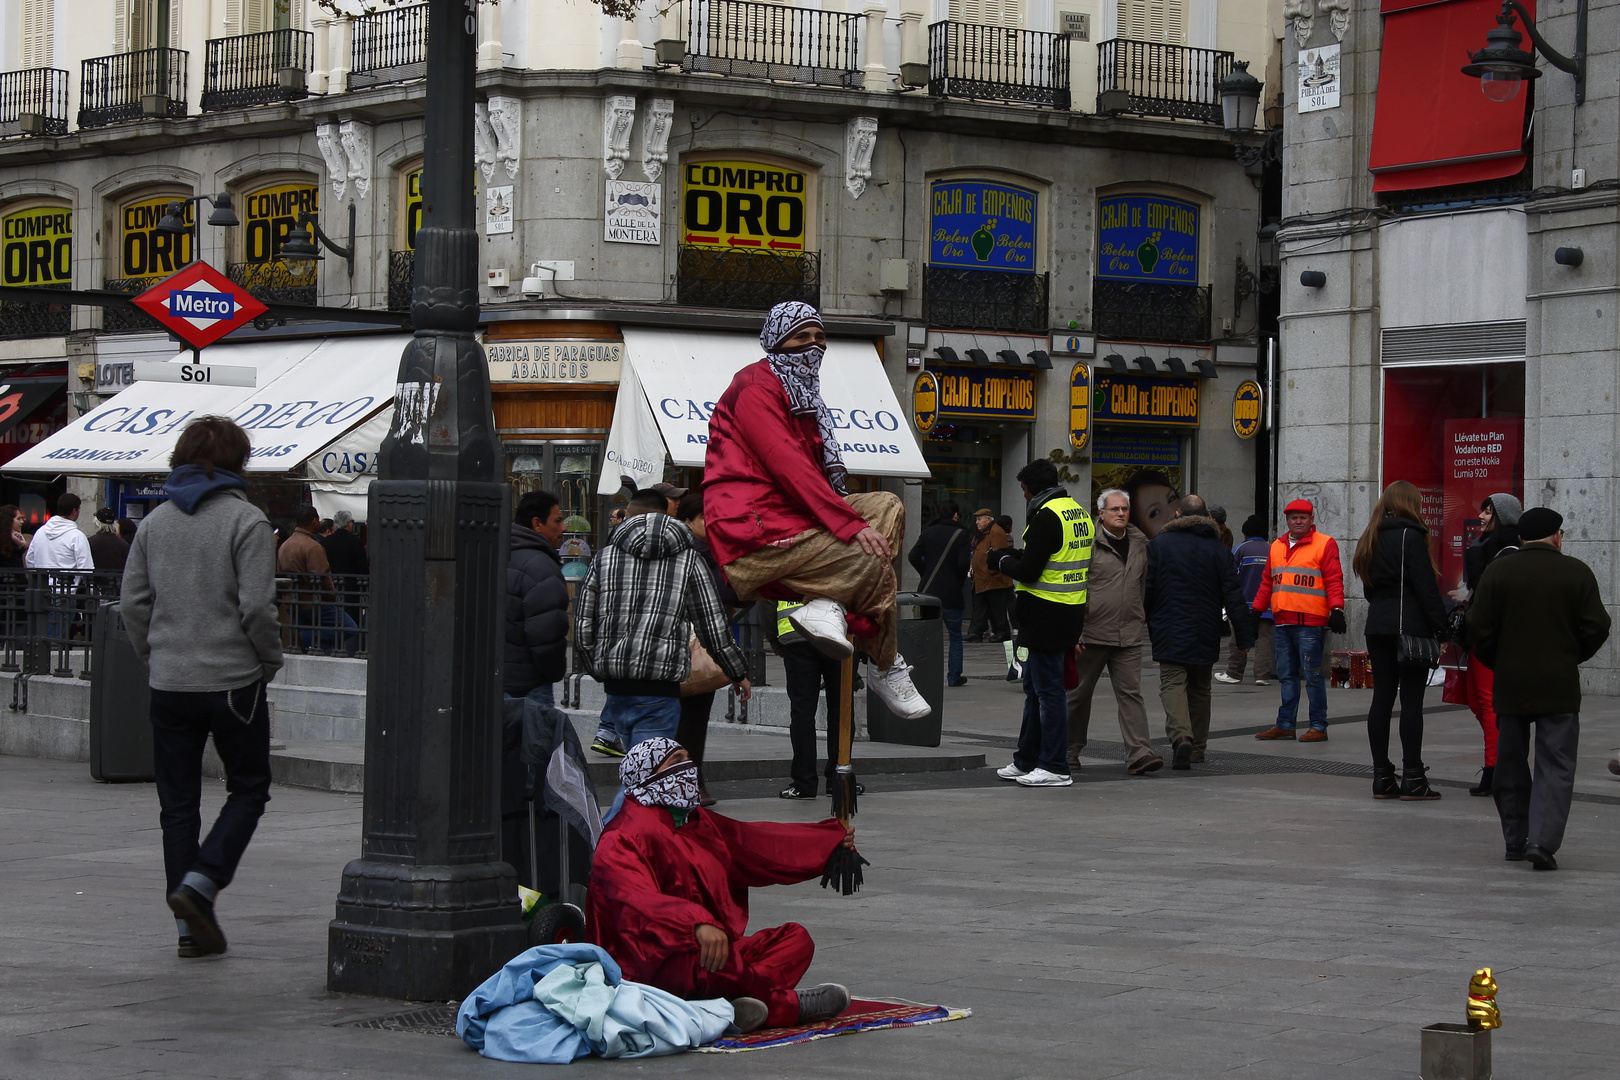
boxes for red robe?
[587,799,847,1027]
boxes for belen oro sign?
[487,340,623,384]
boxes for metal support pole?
[326,0,525,1001]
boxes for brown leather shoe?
[1127,754,1164,775]
[1298,729,1329,743]
[1254,726,1296,740]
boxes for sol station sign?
[131,263,269,350]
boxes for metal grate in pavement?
[339,1004,460,1038]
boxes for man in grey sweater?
[121,416,283,958]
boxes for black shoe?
[1525,846,1558,871]
[1399,764,1441,801]
[1505,845,1526,862]
[779,785,816,800]
[1469,766,1495,797]
[166,884,226,955]
[948,677,969,687]
[1372,761,1400,800]
[1171,737,1193,771]
[177,935,209,959]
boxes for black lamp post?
[1463,0,1587,105]
[326,0,525,1001]
[279,206,357,278]
[156,192,239,233]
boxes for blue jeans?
[1274,623,1328,730]
[1014,649,1069,775]
[296,604,359,653]
[601,694,682,752]
[942,606,964,682]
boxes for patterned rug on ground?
[693,998,971,1053]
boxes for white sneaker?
[996,762,1028,781]
[787,598,853,659]
[1213,672,1240,684]
[1015,767,1074,787]
[866,654,931,720]
[1255,679,1272,686]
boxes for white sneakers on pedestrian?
[1255,679,1271,686]
[1015,768,1074,787]
[787,598,853,659]
[866,654,931,720]
[996,762,1028,781]
[1213,672,1240,684]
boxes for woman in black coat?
[1351,481,1450,800]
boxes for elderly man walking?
[1467,507,1610,871]
[1066,489,1162,775]
[1252,499,1345,742]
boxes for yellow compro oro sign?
[1232,379,1263,439]
[403,169,423,251]
[1,205,72,286]
[681,160,807,252]
[119,195,193,282]
[1070,362,1090,450]
[912,371,939,434]
[241,181,318,263]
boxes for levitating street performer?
[703,301,929,720]
[587,738,857,1034]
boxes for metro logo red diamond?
[131,263,270,350]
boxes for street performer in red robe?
[702,301,929,720]
[587,738,856,1033]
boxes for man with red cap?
[1252,499,1345,741]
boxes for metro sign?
[131,262,269,350]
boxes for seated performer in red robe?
[587,737,855,1033]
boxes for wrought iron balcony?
[227,261,317,306]
[79,48,188,128]
[923,266,1049,333]
[677,245,819,311]
[387,250,414,312]
[0,285,71,338]
[927,21,1070,109]
[673,0,861,88]
[350,3,427,89]
[101,279,164,332]
[1093,280,1211,343]
[0,68,68,138]
[1096,39,1233,124]
[202,29,313,111]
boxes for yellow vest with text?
[1014,497,1093,605]
[776,600,805,644]
[1266,531,1334,619]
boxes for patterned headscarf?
[619,737,700,812]
[760,301,847,495]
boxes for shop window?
[0,202,72,337]
[924,176,1046,332]
[677,157,818,311]
[1093,191,1208,343]
[230,177,319,304]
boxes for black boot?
[1372,761,1399,800]
[1469,765,1495,797]
[1399,764,1442,802]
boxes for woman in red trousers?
[1456,494,1521,796]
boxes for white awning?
[4,335,408,476]
[612,328,928,483]
[306,407,392,522]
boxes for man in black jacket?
[908,501,974,687]
[990,459,1092,788]
[1146,494,1255,771]
[323,510,369,578]
[1467,507,1610,870]
[507,491,571,708]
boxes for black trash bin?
[89,602,154,782]
[866,592,943,746]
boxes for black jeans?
[1365,634,1429,769]
[783,643,842,795]
[967,588,1013,641]
[151,682,272,896]
[677,691,716,785]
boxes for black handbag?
[1397,529,1442,667]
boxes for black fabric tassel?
[830,767,859,821]
[820,846,870,896]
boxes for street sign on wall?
[131,263,269,350]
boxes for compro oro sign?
[2,205,72,286]
[681,161,807,252]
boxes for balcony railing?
[677,245,819,311]
[0,68,69,138]
[79,48,188,129]
[228,261,317,305]
[202,29,313,111]
[1096,39,1233,125]
[350,3,428,89]
[678,0,861,88]
[923,266,1049,333]
[927,21,1070,109]
[0,285,71,338]
[1093,280,1211,343]
[387,250,414,312]
[100,279,164,332]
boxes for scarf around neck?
[760,301,847,495]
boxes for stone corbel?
[339,119,372,199]
[1282,0,1313,48]
[487,96,523,180]
[1317,0,1350,43]
[845,116,878,199]
[474,102,498,185]
[641,99,674,182]
[316,121,348,201]
[603,95,636,180]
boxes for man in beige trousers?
[1066,489,1163,775]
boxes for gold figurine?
[1467,968,1501,1030]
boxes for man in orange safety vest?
[1251,499,1345,742]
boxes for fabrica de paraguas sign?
[1097,194,1200,283]
[930,179,1037,274]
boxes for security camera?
[521,276,546,298]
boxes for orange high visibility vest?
[1267,531,1333,619]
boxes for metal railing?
[0,284,71,338]
[923,266,1049,333]
[227,261,317,305]
[100,279,164,332]
[79,48,188,128]
[202,29,313,111]
[677,245,820,311]
[350,3,428,89]
[387,249,414,312]
[1092,280,1211,343]
[0,68,69,137]
[1097,39,1233,124]
[679,0,861,88]
[927,21,1070,109]
[278,573,369,658]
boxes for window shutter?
[22,0,53,68]
[169,0,183,49]
[224,0,241,34]
[1120,0,1186,42]
[950,0,1024,26]
[245,0,267,35]
[115,0,130,52]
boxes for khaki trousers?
[1065,644,1156,767]
[725,491,903,669]
[1160,662,1214,755]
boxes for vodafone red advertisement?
[1439,419,1523,597]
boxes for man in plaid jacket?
[575,489,752,753]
